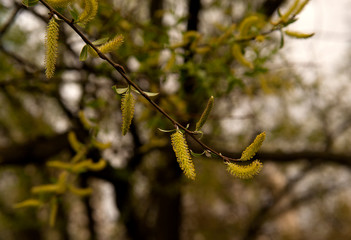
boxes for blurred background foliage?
[1,0,351,239]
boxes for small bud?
[195,96,214,131]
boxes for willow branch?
[36,0,256,162]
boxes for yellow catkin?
[68,185,92,196]
[45,18,59,79]
[68,131,83,152]
[87,158,107,171]
[78,110,93,129]
[241,132,266,161]
[239,15,260,38]
[57,171,68,193]
[46,0,73,8]
[49,197,58,227]
[47,161,72,171]
[91,139,111,149]
[226,160,263,179]
[171,130,196,180]
[255,35,265,42]
[232,44,254,69]
[32,184,61,194]
[284,30,314,39]
[78,0,98,25]
[293,0,310,15]
[164,52,176,71]
[71,158,106,172]
[121,90,135,135]
[14,199,42,208]
[195,96,214,131]
[99,35,124,54]
[281,0,300,22]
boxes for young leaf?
[284,30,314,39]
[79,45,88,61]
[92,37,109,45]
[113,86,128,95]
[131,87,159,97]
[157,128,176,133]
[279,29,285,48]
[22,0,39,7]
[240,132,266,161]
[121,90,135,135]
[171,130,196,180]
[190,150,206,157]
[225,160,263,179]
[69,8,79,21]
[195,96,214,131]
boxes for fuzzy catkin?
[239,15,259,38]
[226,160,263,179]
[45,18,59,79]
[121,91,135,135]
[241,132,266,161]
[171,131,196,180]
[99,35,124,54]
[90,35,124,57]
[78,0,98,25]
[232,44,253,69]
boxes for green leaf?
[113,86,128,95]
[92,37,109,46]
[131,87,159,97]
[79,45,88,61]
[70,8,79,21]
[279,29,284,48]
[277,8,282,17]
[22,0,39,7]
[190,150,205,157]
[157,128,176,133]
